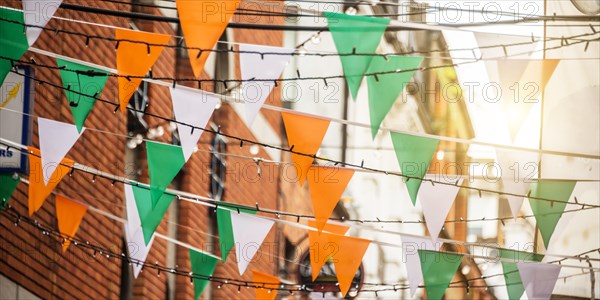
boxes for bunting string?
[1,207,597,294]
[4,42,600,161]
[96,0,600,25]
[0,9,598,59]
[2,137,599,263]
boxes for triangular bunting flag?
[38,118,84,185]
[176,0,240,78]
[487,59,559,141]
[116,28,170,112]
[306,166,354,231]
[55,195,87,252]
[419,178,463,242]
[517,261,561,300]
[124,184,155,277]
[366,55,423,138]
[499,248,544,300]
[281,112,330,185]
[528,180,576,249]
[496,148,539,219]
[146,141,185,207]
[23,0,62,46]
[56,58,109,133]
[0,8,29,85]
[238,44,294,126]
[390,132,439,205]
[252,270,280,300]
[418,250,463,300]
[0,173,20,210]
[27,147,73,216]
[324,12,389,100]
[190,249,219,300]
[420,179,463,242]
[170,87,219,161]
[128,183,175,245]
[216,205,256,263]
[400,234,442,297]
[307,220,350,281]
[328,233,370,297]
[230,212,274,275]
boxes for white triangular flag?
[124,184,155,278]
[400,234,442,297]
[170,87,219,161]
[496,149,539,218]
[38,117,84,185]
[23,0,63,46]
[230,211,274,275]
[517,262,561,300]
[419,178,463,242]
[239,44,294,126]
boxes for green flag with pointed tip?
[324,12,389,100]
[366,55,423,138]
[56,58,109,133]
[418,249,463,300]
[131,183,175,245]
[216,204,257,262]
[190,249,219,300]
[0,8,29,85]
[146,141,186,208]
[391,132,439,205]
[1,173,20,210]
[528,180,576,249]
[498,248,544,300]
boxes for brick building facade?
[0,1,318,299]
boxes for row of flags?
[1,171,564,300]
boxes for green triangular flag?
[528,180,577,248]
[418,249,463,300]
[56,58,109,133]
[391,132,439,205]
[0,8,29,85]
[366,55,423,138]
[216,204,257,262]
[324,12,389,100]
[146,141,186,208]
[1,173,20,210]
[499,248,544,300]
[189,248,219,300]
[131,183,175,245]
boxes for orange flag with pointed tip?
[28,147,74,216]
[176,0,241,78]
[306,166,354,232]
[326,233,370,297]
[251,270,280,300]
[116,28,170,112]
[307,220,350,281]
[282,112,330,185]
[55,195,87,252]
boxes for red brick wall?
[0,0,317,299]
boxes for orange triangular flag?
[326,233,370,297]
[116,28,170,112]
[307,220,350,281]
[176,0,240,78]
[27,147,74,216]
[55,195,87,252]
[306,166,354,231]
[282,112,330,185]
[251,270,280,300]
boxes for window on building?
[0,274,41,300]
[209,131,227,202]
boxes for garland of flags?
[0,1,596,299]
